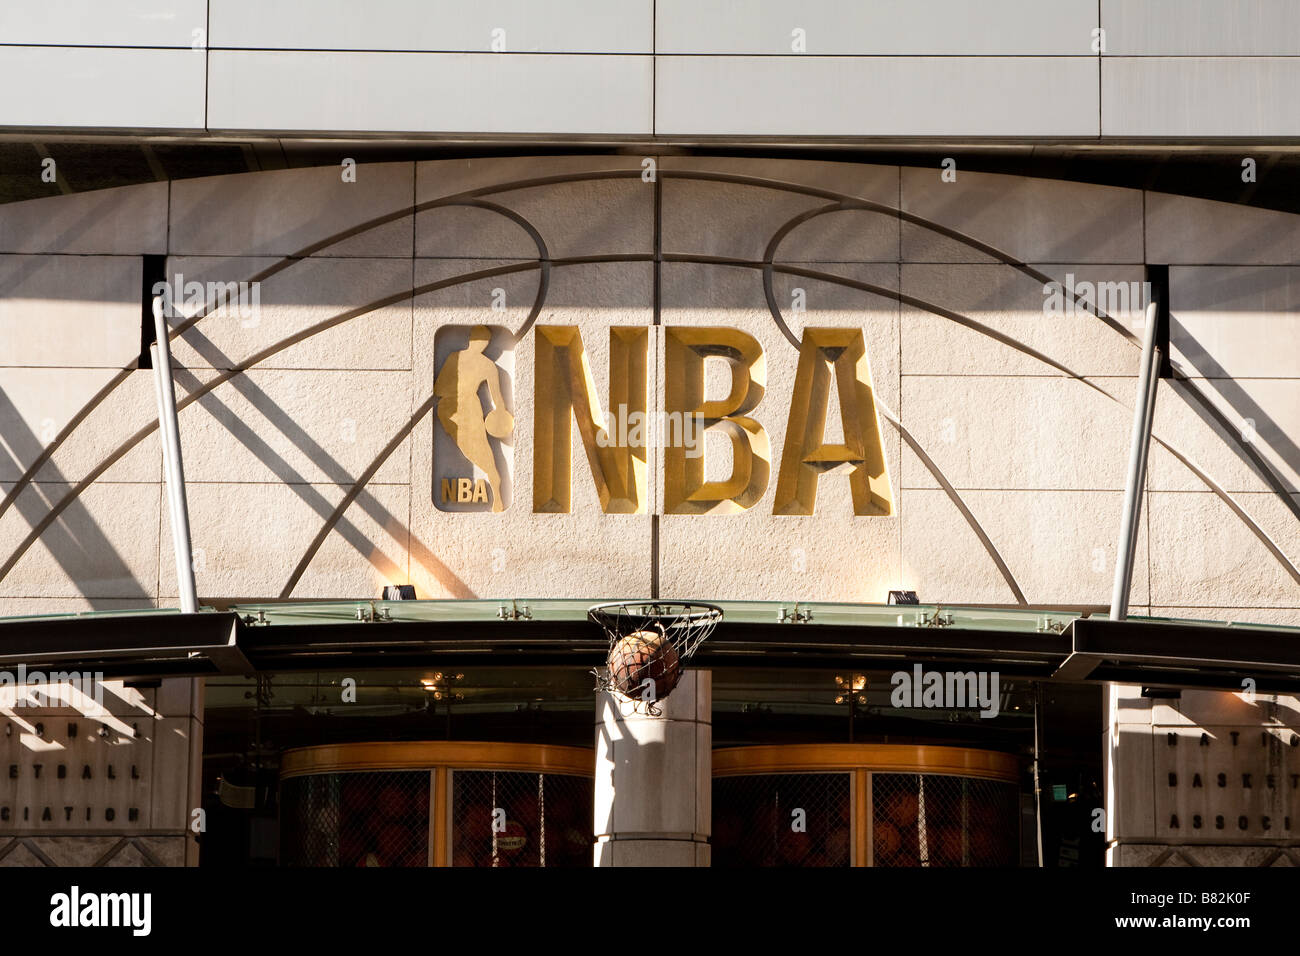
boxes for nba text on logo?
[433,324,893,517]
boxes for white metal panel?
[1103,57,1300,136]
[1101,0,1300,55]
[207,51,653,134]
[0,46,206,129]
[657,55,1099,137]
[657,0,1097,54]
[0,0,208,47]
[208,0,652,53]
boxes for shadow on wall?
[0,388,150,608]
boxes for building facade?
[1,1,1299,868]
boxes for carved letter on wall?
[664,327,770,515]
[533,326,647,514]
[773,327,892,516]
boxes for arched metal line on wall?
[875,401,1029,606]
[756,201,1300,530]
[0,166,1135,528]
[4,252,1298,597]
[0,260,542,584]
[1167,375,1300,526]
[445,199,551,344]
[4,167,1296,599]
[764,267,1300,589]
[279,393,438,599]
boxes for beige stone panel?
[0,368,159,485]
[664,155,900,204]
[660,512,899,603]
[175,368,412,486]
[98,842,152,865]
[1108,684,1155,728]
[0,482,159,601]
[161,481,409,601]
[408,258,652,599]
[1150,607,1300,628]
[0,182,166,255]
[1108,722,1158,840]
[0,254,143,368]
[143,836,188,866]
[901,169,1144,264]
[899,375,1135,491]
[411,257,543,339]
[1149,378,1300,494]
[36,370,161,485]
[274,479,411,600]
[900,488,1026,605]
[660,158,899,263]
[169,163,414,257]
[1106,684,1184,728]
[154,678,202,720]
[657,260,900,600]
[416,154,644,200]
[903,488,1148,606]
[1148,192,1300,265]
[1173,690,1300,727]
[149,717,198,830]
[165,256,413,372]
[900,263,1145,377]
[1168,266,1300,379]
[1113,845,1300,866]
[18,837,103,866]
[417,178,651,261]
[1148,492,1300,608]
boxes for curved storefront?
[713,745,1020,867]
[279,742,594,868]
[275,740,1021,868]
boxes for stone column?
[594,670,710,866]
[1105,684,1300,866]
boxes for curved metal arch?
[0,164,1135,527]
[5,164,1297,602]
[754,257,1300,589]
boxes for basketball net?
[588,601,722,716]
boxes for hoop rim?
[587,600,724,626]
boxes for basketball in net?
[589,602,722,708]
[607,627,681,702]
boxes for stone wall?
[0,155,1294,622]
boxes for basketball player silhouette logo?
[433,325,514,512]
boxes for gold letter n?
[533,326,647,513]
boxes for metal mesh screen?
[280,771,430,867]
[450,770,592,867]
[712,773,852,867]
[872,773,1018,867]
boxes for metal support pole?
[150,295,198,613]
[1032,683,1044,868]
[1109,300,1162,621]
